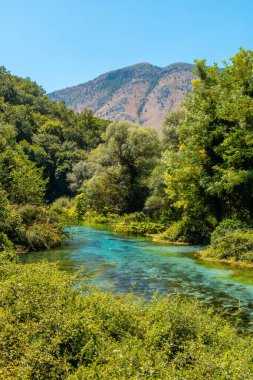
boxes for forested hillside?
[0,66,109,254]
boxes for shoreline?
[71,222,253,269]
[149,234,191,246]
[196,251,253,269]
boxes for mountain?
[48,62,195,129]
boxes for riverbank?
[77,220,253,269]
[197,250,253,269]
[2,258,253,379]
[22,225,253,329]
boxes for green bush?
[74,193,89,219]
[50,197,79,226]
[81,210,120,225]
[159,215,216,244]
[210,219,247,246]
[0,261,252,379]
[0,232,16,262]
[113,212,165,235]
[26,222,62,250]
[51,197,73,211]
[3,204,64,251]
[204,228,253,262]
[200,220,253,263]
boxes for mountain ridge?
[48,62,195,129]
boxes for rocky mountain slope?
[48,62,195,129]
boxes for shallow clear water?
[22,226,253,328]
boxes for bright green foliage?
[0,232,16,263]
[76,121,161,214]
[0,67,109,201]
[210,219,247,246]
[0,260,252,379]
[9,157,45,205]
[0,190,17,261]
[0,67,109,251]
[50,197,78,226]
[158,49,253,243]
[159,216,215,244]
[202,220,253,263]
[162,110,185,150]
[73,193,91,219]
[2,204,63,251]
[113,212,165,235]
[84,167,129,214]
[203,229,253,263]
[0,189,8,227]
[0,124,45,205]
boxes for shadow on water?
[21,225,253,330]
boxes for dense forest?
[0,49,253,378]
[0,65,109,255]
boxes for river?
[22,225,253,329]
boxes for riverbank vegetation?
[0,66,109,256]
[1,49,253,378]
[1,259,253,379]
[69,49,253,263]
[0,49,252,263]
[198,219,253,265]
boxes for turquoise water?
[22,226,253,328]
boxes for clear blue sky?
[1,0,252,92]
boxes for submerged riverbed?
[22,226,253,328]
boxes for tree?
[161,48,253,242]
[162,110,185,150]
[79,122,161,213]
[0,124,46,205]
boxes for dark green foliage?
[0,260,252,379]
[162,109,185,150]
[160,215,216,244]
[0,189,8,227]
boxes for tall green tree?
[76,121,161,213]
[161,48,253,242]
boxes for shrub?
[81,211,120,225]
[0,232,16,262]
[210,219,247,246]
[159,215,216,244]
[113,212,165,235]
[3,204,63,251]
[204,228,253,262]
[0,261,252,379]
[51,196,72,211]
[74,193,89,219]
[50,197,78,226]
[26,222,62,250]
